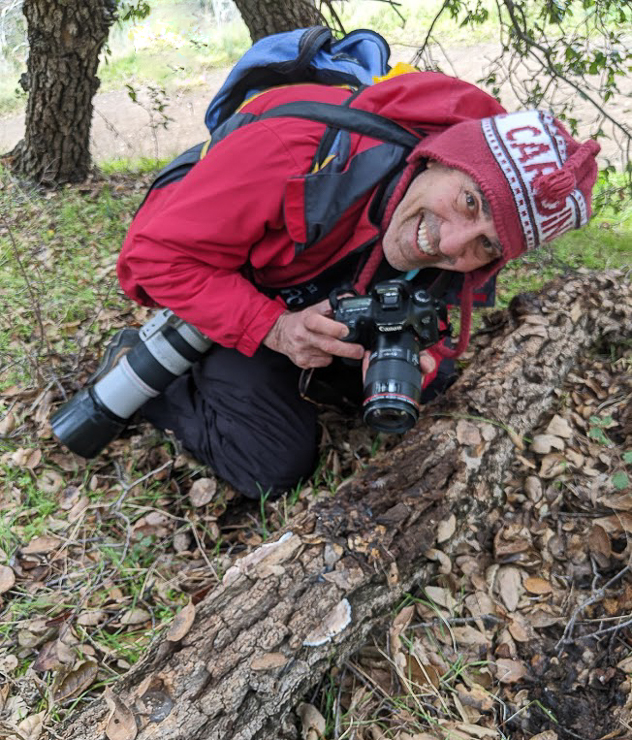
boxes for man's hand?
[263,299,365,369]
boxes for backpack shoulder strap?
[257,100,421,150]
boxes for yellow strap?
[373,62,418,85]
[311,153,337,174]
[199,139,212,159]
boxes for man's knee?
[194,427,318,499]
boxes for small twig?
[187,513,221,581]
[113,459,173,507]
[556,565,630,651]
[343,661,396,708]
[412,0,451,66]
[500,0,631,142]
[0,211,52,372]
[410,614,504,629]
[575,615,632,641]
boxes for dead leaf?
[565,449,585,468]
[0,653,18,673]
[496,566,522,612]
[524,577,553,595]
[0,565,15,594]
[436,514,456,544]
[495,658,527,683]
[424,586,456,612]
[424,548,452,574]
[21,535,62,555]
[524,476,543,502]
[438,720,497,739]
[189,477,217,507]
[539,453,567,479]
[32,639,75,672]
[38,469,64,494]
[119,608,150,626]
[598,493,632,511]
[527,607,563,628]
[545,414,573,438]
[25,448,42,470]
[77,610,108,627]
[166,600,195,642]
[103,687,138,740]
[508,615,533,643]
[52,660,98,702]
[250,652,288,671]
[588,524,611,565]
[173,532,192,553]
[58,485,82,510]
[17,710,45,739]
[391,605,415,636]
[456,682,495,711]
[452,625,490,647]
[505,425,525,450]
[0,410,16,434]
[494,525,532,558]
[531,434,565,454]
[297,702,326,740]
[406,653,441,689]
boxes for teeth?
[417,219,437,256]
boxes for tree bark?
[6,0,116,186]
[55,271,631,740]
[233,0,323,42]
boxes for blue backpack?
[204,27,391,132]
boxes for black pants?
[141,345,456,499]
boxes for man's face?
[382,161,503,273]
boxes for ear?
[426,159,437,169]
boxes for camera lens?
[51,310,213,458]
[362,331,421,434]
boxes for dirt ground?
[0,43,628,167]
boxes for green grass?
[0,165,149,390]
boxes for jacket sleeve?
[117,122,310,357]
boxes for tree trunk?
[6,0,116,186]
[233,0,323,42]
[56,271,631,740]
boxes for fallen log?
[57,270,631,740]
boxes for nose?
[438,221,482,259]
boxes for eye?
[481,236,500,257]
[465,191,477,212]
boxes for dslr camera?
[331,279,448,434]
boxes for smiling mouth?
[417,216,438,257]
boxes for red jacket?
[117,72,505,356]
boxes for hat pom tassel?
[535,138,601,203]
[535,168,576,202]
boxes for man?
[115,70,600,499]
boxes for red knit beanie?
[382,110,601,358]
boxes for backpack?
[204,26,392,132]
